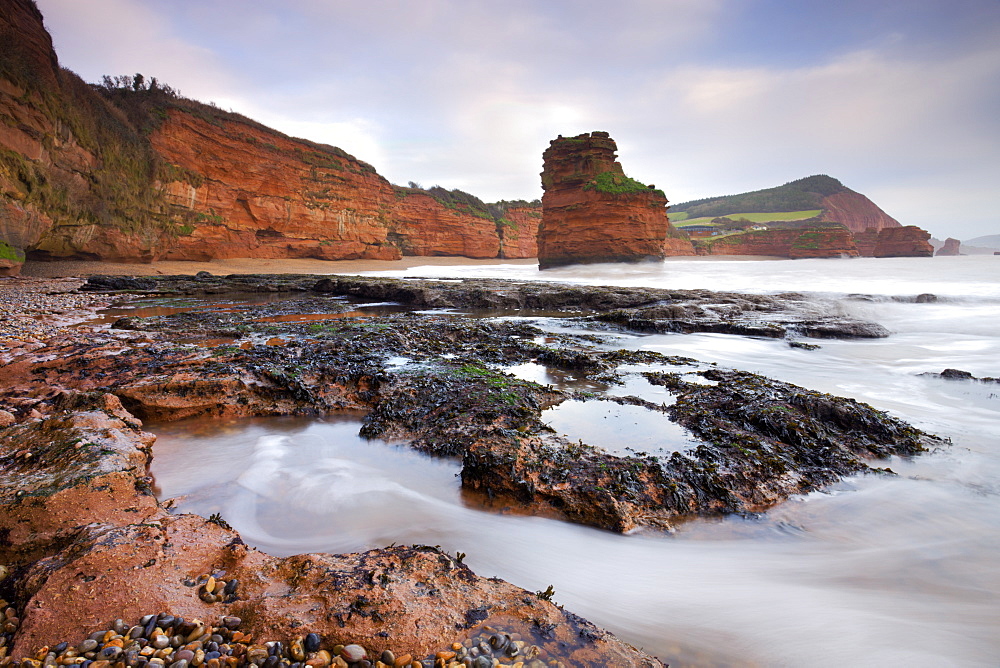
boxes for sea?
[150,255,1000,667]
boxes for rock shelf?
[0,274,946,666]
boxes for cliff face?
[154,113,545,261]
[151,110,400,261]
[387,191,500,258]
[697,226,859,259]
[537,131,693,269]
[498,205,540,259]
[853,226,933,257]
[698,224,936,259]
[0,0,57,90]
[870,225,934,257]
[0,1,538,267]
[935,237,961,256]
[819,189,901,233]
[0,0,198,270]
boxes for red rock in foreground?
[537,132,694,268]
[0,395,661,667]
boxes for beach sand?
[20,256,540,278]
[18,254,786,279]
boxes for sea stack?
[536,132,694,269]
[935,237,962,256]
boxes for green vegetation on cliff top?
[672,175,847,219]
[96,75,378,174]
[0,68,168,238]
[585,171,665,200]
[396,182,539,234]
[674,210,822,227]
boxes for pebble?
[0,613,570,668]
[0,279,116,362]
[340,645,366,663]
[220,617,241,630]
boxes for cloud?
[38,0,234,102]
[608,41,1000,236]
[33,0,1000,238]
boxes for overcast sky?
[35,0,1000,240]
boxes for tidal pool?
[540,399,696,456]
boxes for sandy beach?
[18,256,540,278]
[17,254,790,279]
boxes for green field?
[673,210,822,227]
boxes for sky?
[34,0,1000,240]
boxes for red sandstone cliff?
[537,132,694,268]
[151,110,401,261]
[819,189,901,233]
[0,0,177,271]
[854,226,934,258]
[697,226,859,259]
[0,0,57,89]
[387,191,500,258]
[498,205,541,259]
[697,224,935,260]
[871,225,934,257]
[0,0,540,266]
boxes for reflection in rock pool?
[541,399,697,456]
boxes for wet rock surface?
[920,368,999,383]
[0,395,659,667]
[83,273,894,340]
[0,274,947,666]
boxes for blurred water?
[152,256,1000,667]
[358,254,1000,300]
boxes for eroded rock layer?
[854,226,934,258]
[694,225,934,259]
[0,396,658,667]
[697,226,859,258]
[537,132,694,268]
[818,189,901,233]
[498,205,541,259]
[0,1,539,265]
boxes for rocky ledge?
[0,274,947,666]
[0,394,652,667]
